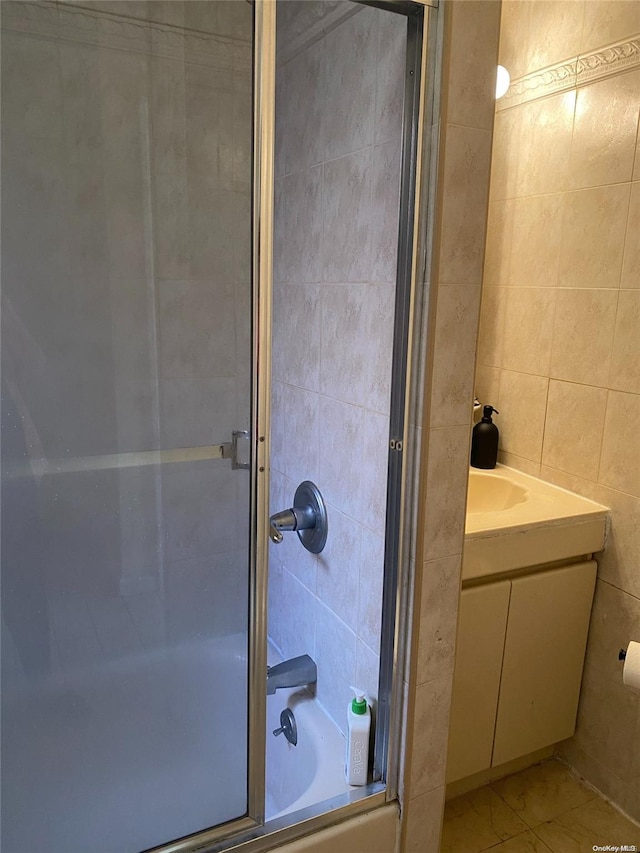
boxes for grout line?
[482,283,622,291]
[498,450,541,475]
[597,577,640,604]
[565,81,579,192]
[594,387,610,486]
[273,378,393,418]
[632,106,640,179]
[540,374,552,469]
[277,142,376,183]
[538,461,600,491]
[528,825,561,853]
[483,366,640,397]
[445,121,493,135]
[605,287,622,392]
[595,479,640,500]
[618,179,636,286]
[490,178,635,205]
[546,283,559,382]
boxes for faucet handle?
[269,523,284,544]
[268,481,328,554]
[269,507,297,544]
[272,708,297,746]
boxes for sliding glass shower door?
[1,2,257,850]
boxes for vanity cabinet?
[446,581,510,783]
[446,560,597,784]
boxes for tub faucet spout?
[267,654,317,695]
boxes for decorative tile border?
[498,56,578,109]
[577,36,640,84]
[1,1,252,72]
[498,34,640,110]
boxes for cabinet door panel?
[492,561,597,767]
[446,581,510,783]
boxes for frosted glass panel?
[0,2,253,851]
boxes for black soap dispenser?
[470,405,499,469]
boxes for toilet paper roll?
[623,641,640,693]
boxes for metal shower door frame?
[149,1,275,850]
[153,0,440,847]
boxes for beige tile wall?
[401,2,501,850]
[476,0,640,822]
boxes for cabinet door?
[446,581,510,783]
[492,561,597,767]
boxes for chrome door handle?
[221,430,250,469]
[231,430,250,470]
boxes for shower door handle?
[221,430,250,469]
[230,430,250,469]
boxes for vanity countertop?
[463,465,608,582]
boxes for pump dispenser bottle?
[345,687,371,786]
[470,405,499,469]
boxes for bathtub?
[2,634,250,853]
[4,626,355,851]
[265,645,353,820]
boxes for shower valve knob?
[268,481,327,554]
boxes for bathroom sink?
[466,470,528,514]
[463,465,608,581]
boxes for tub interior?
[265,642,353,821]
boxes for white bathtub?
[265,646,354,820]
[2,634,249,853]
[4,629,355,850]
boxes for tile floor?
[441,759,640,853]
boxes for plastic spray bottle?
[345,687,371,786]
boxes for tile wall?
[400,2,501,850]
[269,0,406,737]
[476,0,640,822]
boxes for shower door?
[1,2,266,851]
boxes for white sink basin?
[463,465,608,581]
[467,470,528,514]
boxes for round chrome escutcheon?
[293,480,328,554]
